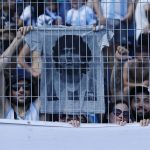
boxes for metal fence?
[0,0,150,126]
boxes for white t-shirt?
[20,5,31,20]
[5,102,39,121]
[135,0,150,41]
[100,0,132,20]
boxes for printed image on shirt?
[25,28,112,114]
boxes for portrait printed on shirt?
[44,32,105,114]
[25,28,106,114]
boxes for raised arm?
[18,44,41,78]
[122,0,135,22]
[0,26,32,69]
[18,43,31,73]
[93,0,106,25]
[110,46,130,96]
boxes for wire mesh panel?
[0,0,150,127]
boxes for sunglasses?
[112,109,129,118]
[11,83,31,91]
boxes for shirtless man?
[110,45,149,97]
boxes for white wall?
[0,119,149,150]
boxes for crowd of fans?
[0,0,150,127]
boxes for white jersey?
[135,0,150,41]
[66,5,96,26]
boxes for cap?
[11,68,31,85]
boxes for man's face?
[11,80,31,105]
[131,93,150,121]
[58,48,81,70]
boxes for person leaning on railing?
[0,26,32,118]
[103,99,130,126]
[129,85,150,126]
[4,68,40,120]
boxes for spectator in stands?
[93,0,134,47]
[103,100,130,125]
[135,0,150,46]
[37,0,62,26]
[66,0,97,26]
[110,45,149,96]
[0,26,32,118]
[130,85,150,126]
[0,1,20,51]
[123,45,149,94]
[18,0,44,27]
[0,0,20,29]
[4,68,40,120]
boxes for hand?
[55,17,62,25]
[142,80,149,87]
[140,119,150,127]
[92,24,100,32]
[30,68,41,78]
[115,46,131,61]
[68,120,80,127]
[121,13,132,23]
[16,26,32,39]
[99,16,106,25]
[142,25,150,34]
[116,121,127,126]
